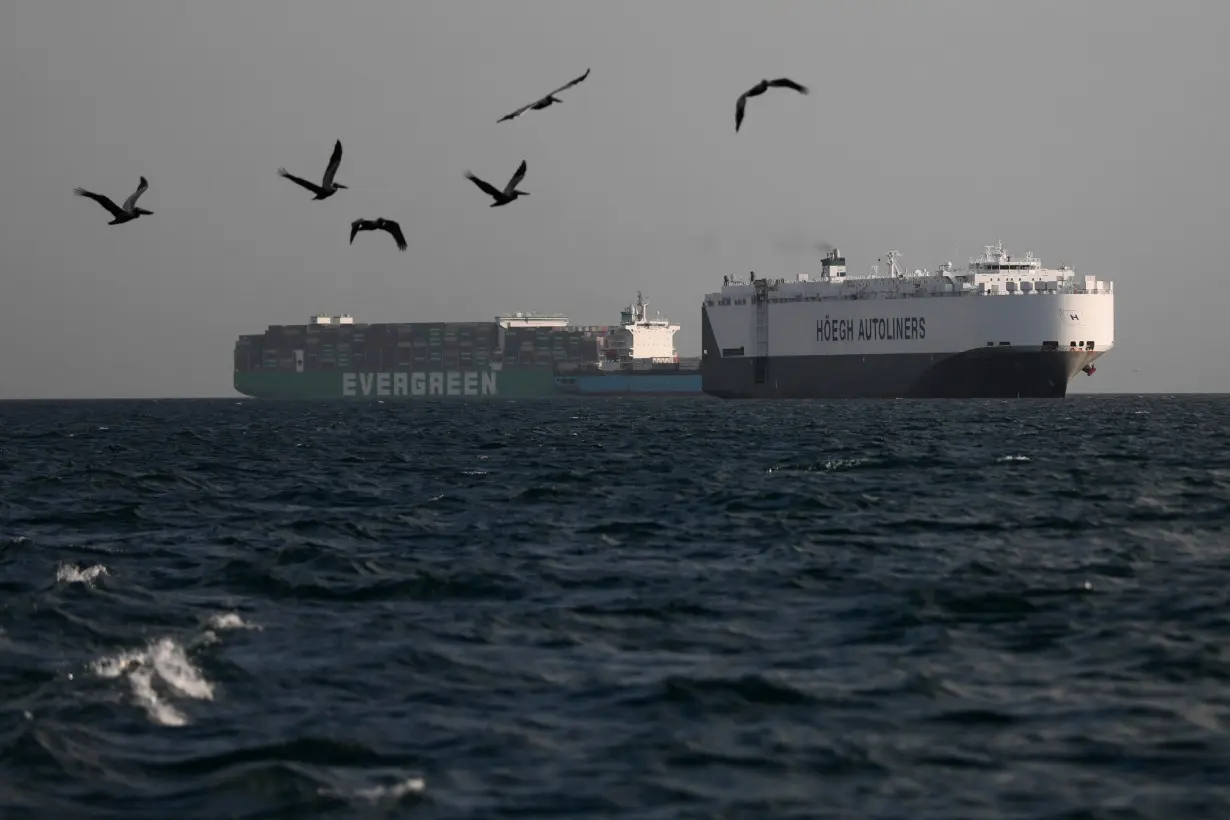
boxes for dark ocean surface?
[2,394,1230,819]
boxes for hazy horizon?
[2,0,1225,398]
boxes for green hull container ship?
[233,293,705,400]
[232,366,559,399]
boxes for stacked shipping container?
[500,326,602,367]
[234,322,612,374]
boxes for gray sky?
[2,0,1225,398]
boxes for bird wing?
[74,187,125,218]
[321,139,343,186]
[768,77,809,94]
[497,102,535,123]
[381,219,408,251]
[350,218,367,244]
[278,168,326,195]
[743,80,769,98]
[122,176,149,211]
[547,67,590,97]
[497,68,590,122]
[735,93,749,132]
[503,160,527,194]
[465,172,504,199]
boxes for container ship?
[233,292,703,400]
[701,240,1114,399]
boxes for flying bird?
[464,160,530,208]
[350,217,407,251]
[734,77,809,132]
[497,68,591,122]
[73,176,153,225]
[278,139,348,200]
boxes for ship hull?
[701,346,1104,399]
[232,365,708,400]
[233,366,560,400]
[553,370,704,396]
[700,300,1109,399]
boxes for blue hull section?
[555,372,704,396]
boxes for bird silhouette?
[350,217,408,251]
[735,78,809,132]
[73,176,153,225]
[464,160,530,207]
[497,69,591,122]
[278,139,348,200]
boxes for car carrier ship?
[232,292,703,400]
[700,240,1114,399]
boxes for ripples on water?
[2,395,1230,818]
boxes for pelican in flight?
[735,77,809,132]
[350,217,408,251]
[278,139,347,200]
[497,68,591,122]
[73,176,153,225]
[464,160,529,208]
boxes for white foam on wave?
[320,776,426,803]
[767,457,866,474]
[354,777,426,801]
[207,612,257,631]
[996,455,1031,462]
[89,611,257,727]
[56,563,108,585]
[92,637,215,727]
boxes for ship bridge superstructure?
[956,240,1112,297]
[495,311,571,329]
[600,291,681,370]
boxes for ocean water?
[2,394,1230,819]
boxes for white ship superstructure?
[599,291,683,371]
[700,241,1114,398]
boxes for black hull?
[701,309,1102,399]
